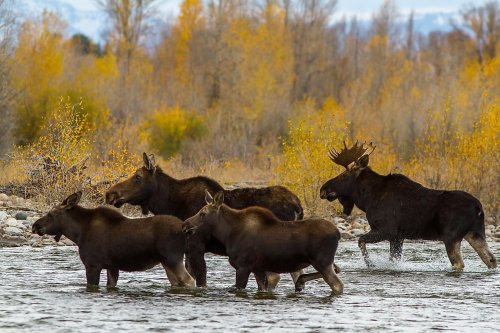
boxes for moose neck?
[211,205,239,244]
[60,207,87,246]
[352,168,385,212]
[146,171,179,215]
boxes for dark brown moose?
[32,191,195,289]
[320,141,498,271]
[183,191,344,294]
[105,153,304,288]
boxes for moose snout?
[182,221,196,235]
[105,191,117,204]
[105,191,125,207]
[320,189,338,202]
[32,223,44,236]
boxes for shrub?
[141,106,206,159]
[404,101,499,218]
[276,98,349,217]
[11,97,92,205]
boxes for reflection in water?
[0,241,499,332]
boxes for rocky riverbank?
[1,192,499,247]
[0,193,74,247]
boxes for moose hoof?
[295,280,305,292]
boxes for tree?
[285,0,337,101]
[11,11,68,145]
[97,0,158,120]
[0,0,15,154]
[70,33,103,56]
[97,0,158,74]
[460,1,500,64]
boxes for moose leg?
[295,272,323,292]
[254,271,269,291]
[172,262,196,288]
[333,263,341,273]
[106,268,119,288]
[162,263,180,286]
[358,231,385,267]
[389,239,404,261]
[290,270,304,284]
[186,250,207,287]
[444,240,465,271]
[266,272,280,290]
[235,268,251,290]
[464,232,498,269]
[320,265,344,295]
[85,265,101,288]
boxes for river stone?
[332,217,346,224]
[15,211,28,220]
[5,217,18,226]
[22,220,34,227]
[355,218,368,225]
[0,193,8,201]
[341,232,354,240]
[6,218,27,229]
[351,221,364,229]
[0,211,8,221]
[5,226,23,236]
[337,224,348,231]
[351,228,365,237]
[42,239,54,245]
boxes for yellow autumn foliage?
[141,106,206,159]
[276,98,349,216]
[11,97,92,204]
[404,101,499,217]
[226,1,294,119]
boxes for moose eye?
[135,174,142,182]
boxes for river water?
[1,241,499,332]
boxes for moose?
[183,191,344,294]
[105,153,304,288]
[32,191,195,289]
[320,141,497,271]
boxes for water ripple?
[1,241,499,332]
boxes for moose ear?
[356,155,369,169]
[149,154,156,168]
[62,191,82,210]
[205,189,214,204]
[143,152,155,171]
[213,191,224,207]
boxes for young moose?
[105,153,304,288]
[32,192,195,289]
[320,141,497,271]
[182,191,344,294]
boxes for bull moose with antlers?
[320,141,497,271]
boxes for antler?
[328,140,376,168]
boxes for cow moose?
[183,191,344,294]
[319,141,497,271]
[32,191,195,289]
[105,153,304,288]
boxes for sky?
[60,0,486,15]
[21,0,490,43]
